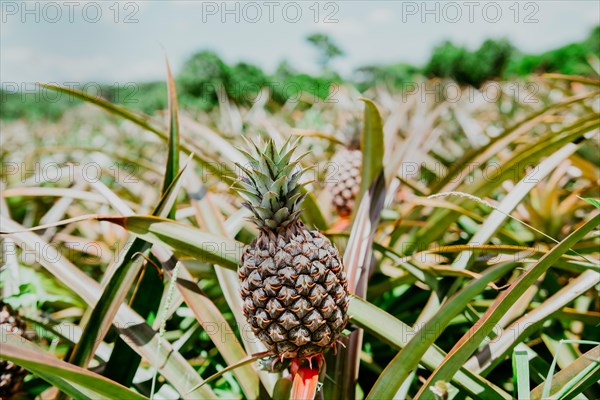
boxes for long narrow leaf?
[357,97,385,205]
[87,170,258,397]
[413,213,600,399]
[349,296,512,400]
[367,261,516,399]
[325,98,386,400]
[1,331,147,400]
[464,269,600,374]
[187,172,272,395]
[162,59,180,215]
[38,83,230,183]
[104,63,182,386]
[151,245,259,399]
[530,345,599,400]
[97,215,242,269]
[452,140,581,270]
[406,113,598,254]
[0,216,216,399]
[20,212,512,399]
[513,350,530,399]
[68,158,190,369]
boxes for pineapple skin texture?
[329,149,362,217]
[0,302,28,398]
[239,222,349,360]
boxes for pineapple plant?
[328,117,363,217]
[0,301,28,398]
[235,139,349,362]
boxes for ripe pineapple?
[0,301,28,398]
[328,118,363,217]
[236,139,349,361]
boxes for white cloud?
[315,17,366,38]
[367,8,395,25]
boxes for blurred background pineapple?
[327,116,363,218]
[0,301,29,399]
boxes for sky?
[1,1,599,86]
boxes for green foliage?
[270,72,340,104]
[354,63,421,91]
[274,60,296,79]
[0,88,79,121]
[176,50,338,109]
[1,82,168,121]
[112,81,167,114]
[425,41,467,81]
[471,39,514,84]
[506,43,594,77]
[580,197,600,209]
[424,25,597,85]
[425,39,513,87]
[306,33,345,71]
[505,25,599,77]
[225,62,267,105]
[178,50,231,109]
[586,25,600,54]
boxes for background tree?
[306,33,344,72]
[178,50,230,109]
[425,38,513,87]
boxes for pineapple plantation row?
[0,71,599,400]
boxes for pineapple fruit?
[328,149,362,217]
[0,301,28,398]
[236,139,349,361]
[328,118,362,217]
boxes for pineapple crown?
[234,138,309,232]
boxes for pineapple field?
[1,71,599,399]
[1,9,599,400]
